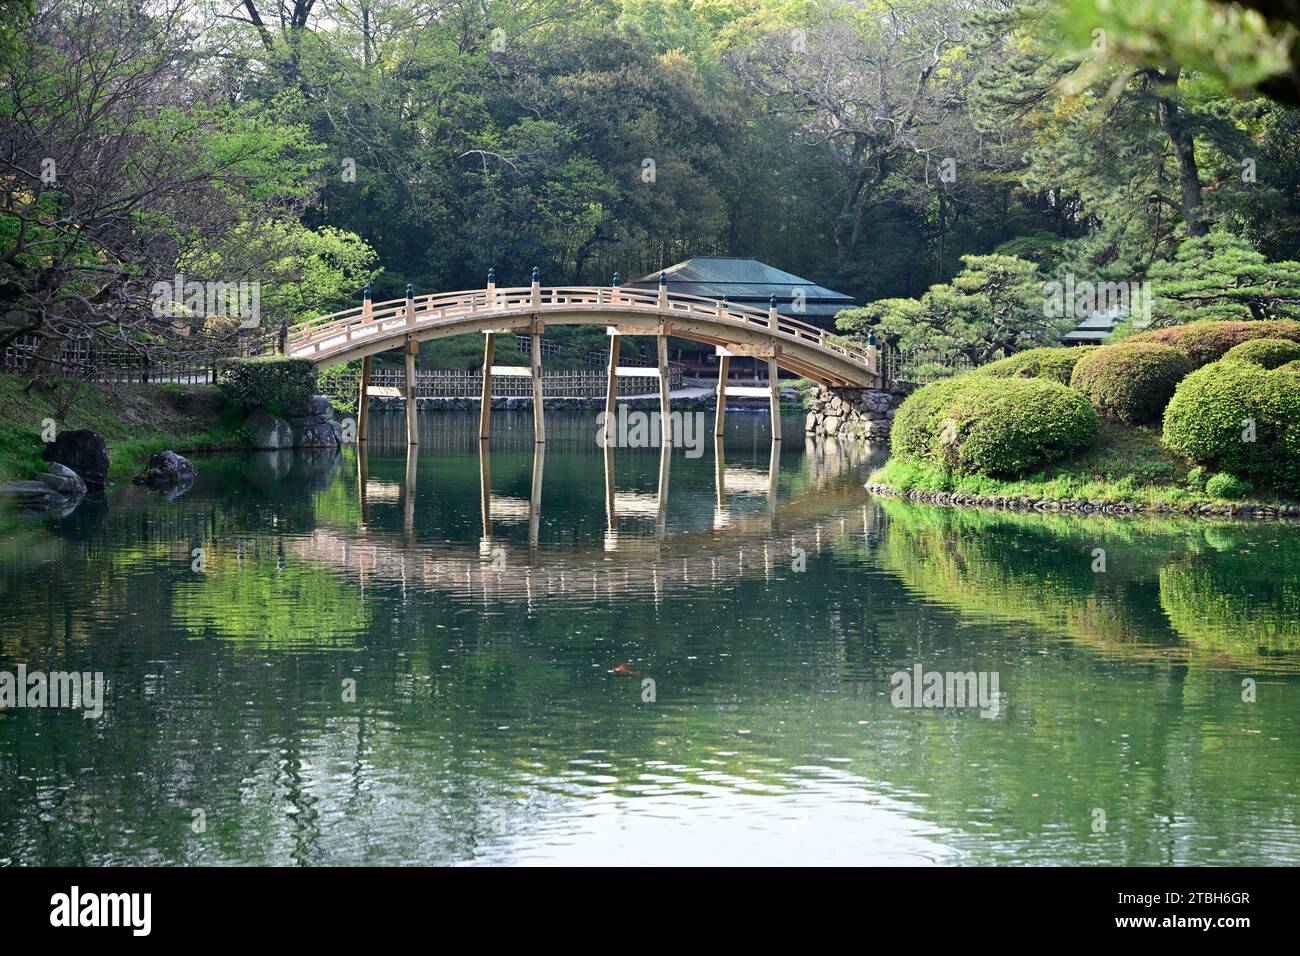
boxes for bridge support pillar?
[531,327,545,443]
[479,332,495,439]
[604,334,620,425]
[404,337,419,445]
[769,354,782,442]
[357,355,371,442]
[714,354,729,437]
[657,334,671,445]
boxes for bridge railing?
[283,286,878,376]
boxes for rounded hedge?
[1068,342,1193,425]
[1128,320,1300,368]
[1221,337,1300,369]
[216,356,318,414]
[976,346,1096,385]
[1162,359,1300,491]
[890,373,1099,477]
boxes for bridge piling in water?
[479,332,495,439]
[357,354,371,442]
[404,336,419,444]
[657,333,671,445]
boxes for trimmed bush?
[1205,471,1253,498]
[1069,343,1193,425]
[216,357,318,414]
[976,346,1095,385]
[890,373,1099,478]
[1128,320,1300,368]
[1163,359,1300,491]
[1222,337,1300,369]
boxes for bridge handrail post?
[405,284,415,326]
[531,267,541,308]
[485,268,495,313]
[657,271,668,310]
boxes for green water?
[1,410,1298,866]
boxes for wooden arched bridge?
[280,273,884,444]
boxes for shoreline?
[863,481,1300,520]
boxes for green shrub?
[890,373,1099,478]
[1222,337,1300,369]
[216,357,318,414]
[1069,342,1193,425]
[1128,320,1300,368]
[1277,360,1300,375]
[317,360,360,415]
[1163,360,1300,491]
[1185,465,1206,491]
[1204,471,1253,498]
[976,346,1096,385]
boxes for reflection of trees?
[874,499,1300,670]
[1159,533,1300,656]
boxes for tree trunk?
[1155,67,1208,237]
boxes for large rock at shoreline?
[41,429,109,490]
[285,395,341,448]
[134,450,197,487]
[246,409,293,450]
[37,462,87,499]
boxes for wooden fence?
[321,364,684,401]
[2,333,273,384]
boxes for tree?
[0,0,374,374]
[1149,230,1300,324]
[727,0,990,268]
[837,254,1058,376]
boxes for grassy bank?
[869,421,1300,510]
[0,373,247,483]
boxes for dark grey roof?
[629,257,855,322]
[1061,307,1123,343]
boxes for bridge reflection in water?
[330,423,877,611]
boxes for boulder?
[245,409,293,450]
[36,462,87,498]
[41,429,109,490]
[0,480,79,516]
[291,419,341,448]
[133,450,198,487]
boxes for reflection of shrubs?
[1160,554,1300,656]
[1205,472,1253,498]
[1069,343,1192,425]
[977,346,1095,385]
[1128,320,1300,368]
[1222,338,1300,369]
[216,357,318,414]
[891,373,1098,477]
[1163,360,1300,491]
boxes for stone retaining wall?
[803,385,911,442]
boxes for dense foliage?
[1222,337,1300,368]
[890,373,1099,477]
[1069,343,1193,424]
[1127,320,1300,367]
[975,346,1095,384]
[216,357,318,414]
[1163,360,1300,490]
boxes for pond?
[1,410,1298,865]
